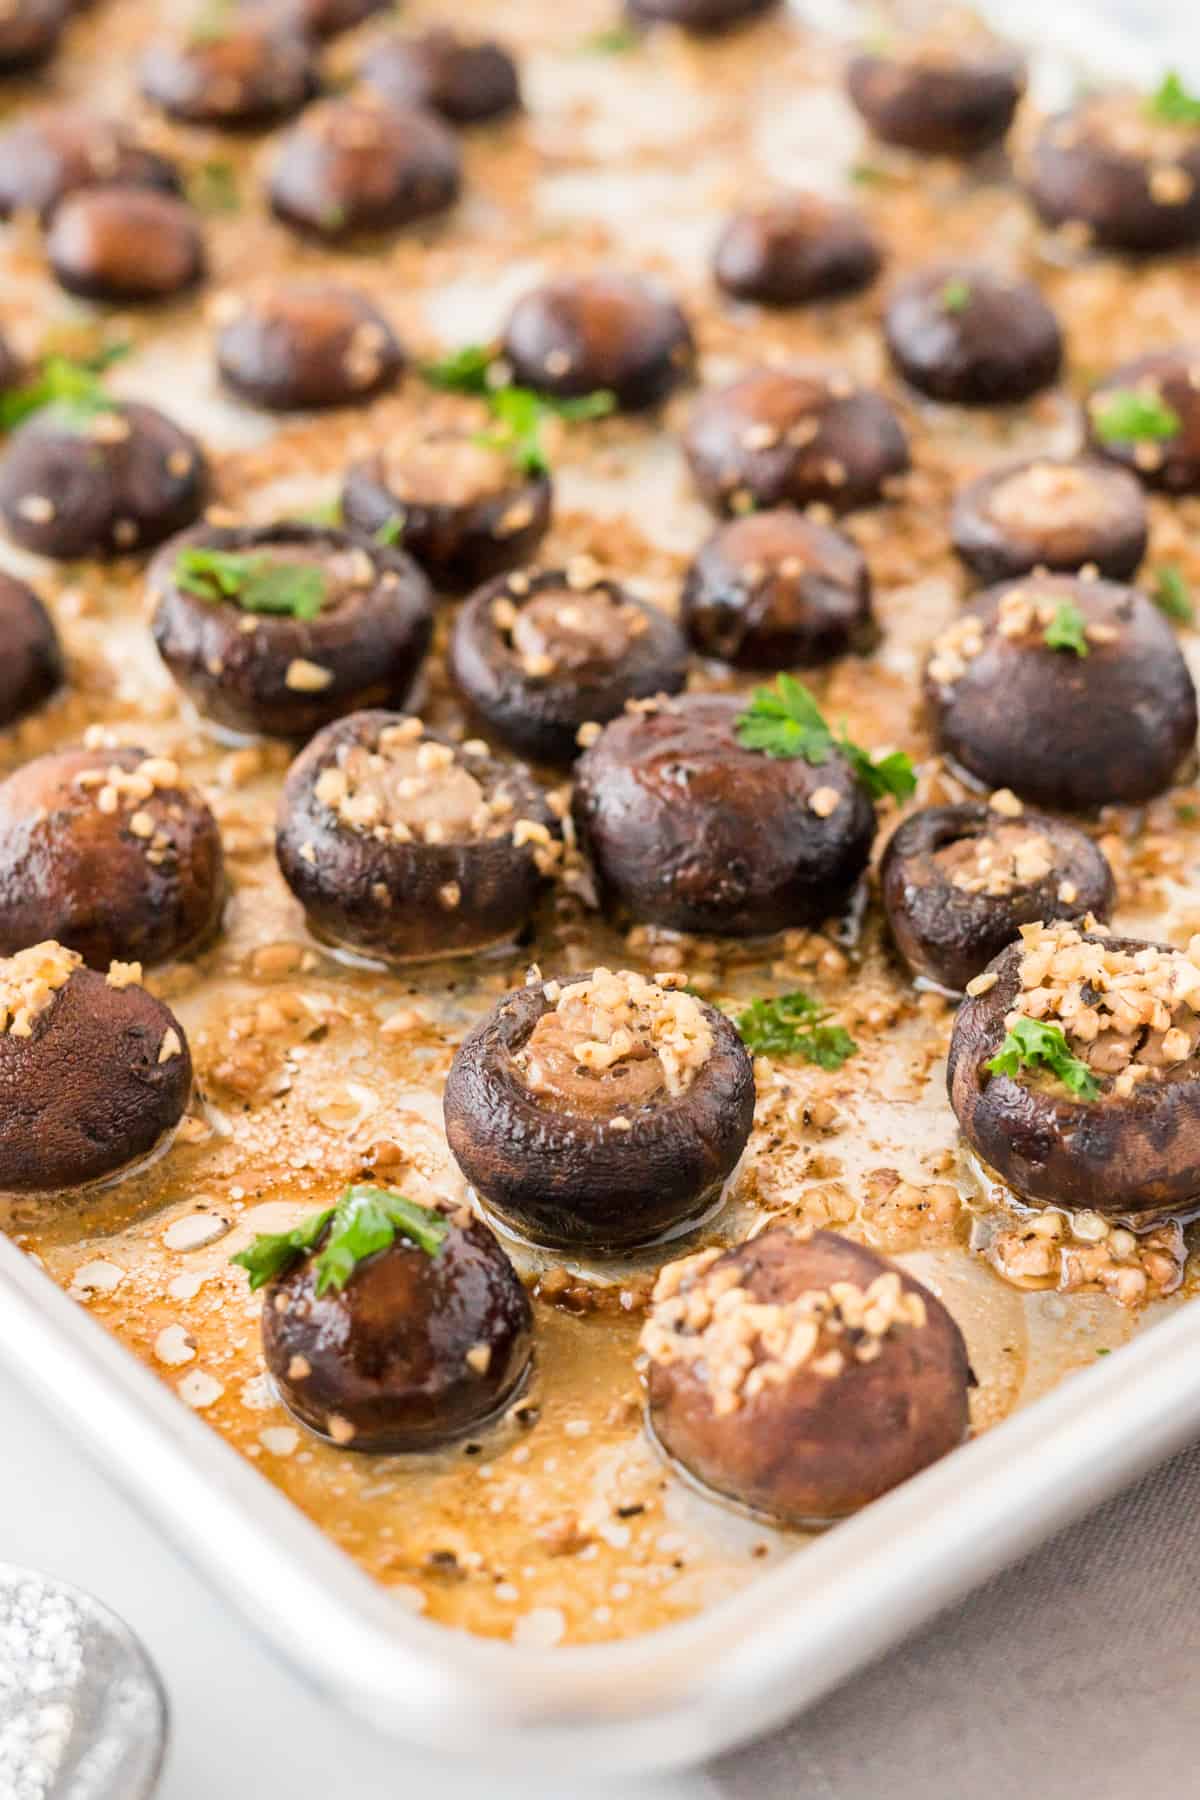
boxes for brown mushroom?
[846,26,1025,157]
[214,283,403,411]
[47,189,206,304]
[501,272,694,411]
[249,0,387,38]
[140,14,318,128]
[0,108,181,223]
[713,193,882,307]
[268,97,462,242]
[1085,349,1200,494]
[360,27,520,126]
[0,0,70,74]
[950,457,1148,584]
[1023,94,1200,256]
[884,265,1062,406]
[0,574,62,728]
[627,0,780,30]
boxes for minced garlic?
[0,941,80,1038]
[521,967,714,1104]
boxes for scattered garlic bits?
[1009,919,1200,1095]
[525,968,713,1100]
[936,824,1056,898]
[0,941,79,1037]
[75,753,182,866]
[641,1241,927,1416]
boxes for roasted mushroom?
[341,432,552,592]
[140,14,318,128]
[0,402,208,560]
[684,368,909,515]
[1023,93,1200,255]
[880,801,1115,996]
[627,0,779,30]
[948,920,1200,1218]
[681,508,874,669]
[925,575,1198,810]
[254,1189,533,1451]
[360,28,520,126]
[150,523,432,742]
[0,108,180,223]
[884,266,1062,406]
[0,747,224,969]
[449,564,689,766]
[712,193,882,307]
[1085,350,1200,495]
[501,273,694,412]
[276,710,557,962]
[0,574,62,729]
[642,1226,971,1522]
[268,97,462,242]
[951,457,1148,584]
[0,941,192,1194]
[572,693,876,935]
[0,0,70,74]
[845,22,1025,157]
[214,283,403,412]
[251,0,387,38]
[46,189,206,304]
[443,967,755,1251]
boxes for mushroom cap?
[268,98,462,241]
[0,573,62,728]
[950,456,1148,584]
[1024,100,1200,255]
[216,283,404,412]
[0,0,70,74]
[360,28,521,125]
[713,193,882,306]
[0,107,181,222]
[627,0,780,29]
[140,17,318,126]
[1086,349,1200,495]
[845,40,1025,156]
[47,187,206,303]
[502,272,694,411]
[884,265,1062,406]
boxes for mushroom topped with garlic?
[140,10,318,128]
[1085,349,1200,495]
[642,1226,972,1523]
[501,272,694,412]
[924,575,1197,810]
[149,523,433,743]
[951,457,1148,585]
[0,941,193,1195]
[0,107,181,223]
[214,283,404,413]
[275,710,558,963]
[268,97,462,242]
[443,967,755,1251]
[845,14,1025,157]
[949,921,1200,1219]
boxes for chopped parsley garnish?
[941,278,971,314]
[1152,563,1194,624]
[580,23,640,52]
[187,158,240,214]
[849,160,891,186]
[374,512,405,546]
[0,342,130,433]
[1090,388,1181,445]
[231,1185,450,1295]
[735,991,857,1069]
[1043,598,1090,657]
[984,1016,1099,1100]
[174,546,328,620]
[419,342,615,476]
[1145,70,1200,126]
[421,342,499,396]
[734,674,917,802]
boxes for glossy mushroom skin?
[627,0,779,29]
[449,569,689,766]
[685,369,909,516]
[0,0,69,74]
[262,1213,534,1452]
[884,267,1062,406]
[1024,100,1200,255]
[0,964,192,1194]
[572,694,876,935]
[443,976,755,1252]
[252,0,388,37]
[880,803,1115,996]
[948,933,1200,1216]
[845,40,1025,157]
[0,109,180,223]
[360,28,521,126]
[1086,351,1200,495]
[502,273,694,412]
[681,508,874,670]
[0,747,224,968]
[925,576,1198,811]
[140,17,318,128]
[268,98,462,242]
[951,457,1148,585]
[215,284,403,412]
[47,189,206,304]
[646,1228,971,1523]
[0,574,62,728]
[0,403,208,561]
[150,523,433,742]
[713,194,882,307]
[276,711,556,962]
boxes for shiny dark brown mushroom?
[140,15,318,128]
[0,942,192,1194]
[214,283,403,411]
[0,0,70,74]
[360,27,520,126]
[47,189,206,304]
[0,402,208,560]
[149,523,432,742]
[248,0,387,37]
[501,272,694,411]
[627,0,779,29]
[449,564,689,766]
[268,97,462,242]
[884,266,1062,406]
[950,457,1148,584]
[0,746,224,969]
[713,193,882,307]
[846,28,1025,157]
[0,108,181,223]
[276,710,556,962]
[948,923,1200,1216]
[643,1226,971,1522]
[880,801,1115,996]
[1085,349,1200,494]
[572,692,876,935]
[681,507,874,669]
[684,368,909,515]
[924,575,1197,810]
[443,968,755,1251]
[1023,95,1200,255]
[0,574,62,728]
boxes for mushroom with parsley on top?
[883,266,1062,407]
[1086,350,1200,495]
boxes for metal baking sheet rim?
[2,1232,1198,1772]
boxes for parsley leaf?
[1152,563,1194,624]
[230,1206,335,1292]
[374,512,405,546]
[849,160,891,186]
[580,23,640,52]
[984,1016,1099,1100]
[422,341,615,476]
[735,991,858,1069]
[941,278,971,314]
[734,675,916,801]
[0,343,131,433]
[421,342,499,396]
[1043,598,1090,657]
[174,546,328,620]
[1091,388,1181,444]
[187,158,240,214]
[1145,70,1200,126]
[231,1185,450,1296]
